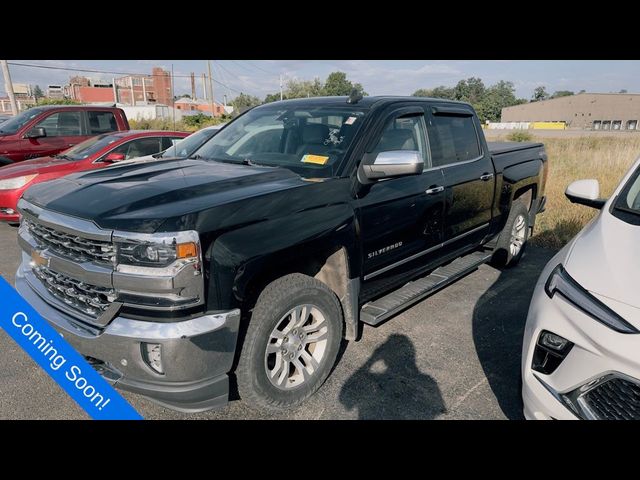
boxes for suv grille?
[33,266,116,317]
[583,377,640,420]
[26,219,115,264]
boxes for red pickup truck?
[0,105,129,165]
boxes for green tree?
[30,98,81,107]
[231,93,261,113]
[32,85,44,100]
[619,89,628,94]
[532,86,549,102]
[264,92,281,103]
[412,86,455,99]
[454,77,485,104]
[322,71,367,97]
[550,90,574,98]
[475,81,521,123]
[286,78,324,99]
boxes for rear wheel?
[491,201,530,268]
[236,273,343,410]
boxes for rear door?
[426,105,495,251]
[357,106,445,295]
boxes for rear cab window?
[427,109,481,167]
[88,111,118,134]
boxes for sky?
[2,60,640,103]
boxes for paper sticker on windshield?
[345,116,357,125]
[301,154,329,165]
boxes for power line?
[241,60,279,76]
[7,61,245,96]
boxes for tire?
[0,156,12,167]
[236,273,344,410]
[491,201,530,269]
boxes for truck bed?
[487,141,544,155]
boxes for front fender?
[206,203,359,310]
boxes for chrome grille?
[33,266,116,317]
[26,219,115,264]
[583,377,640,420]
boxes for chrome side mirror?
[362,150,424,180]
[565,179,606,209]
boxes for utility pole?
[190,72,196,100]
[280,74,283,101]
[171,64,176,130]
[207,60,215,118]
[223,94,227,107]
[1,60,19,115]
[201,73,207,102]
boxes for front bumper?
[0,188,21,223]
[522,252,640,420]
[16,266,241,413]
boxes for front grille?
[583,377,640,420]
[26,219,115,264]
[33,266,116,317]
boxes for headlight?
[0,174,38,190]
[545,264,639,334]
[115,230,200,268]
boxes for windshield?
[57,133,121,161]
[192,105,368,177]
[162,127,219,158]
[614,166,640,220]
[0,108,45,135]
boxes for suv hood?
[22,158,310,232]
[564,209,640,324]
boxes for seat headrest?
[302,124,329,144]
[376,128,416,152]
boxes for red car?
[0,130,188,223]
[0,105,130,165]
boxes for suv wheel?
[237,273,343,410]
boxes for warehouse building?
[501,93,640,130]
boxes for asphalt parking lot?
[0,222,556,420]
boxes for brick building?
[114,67,172,106]
[174,97,226,116]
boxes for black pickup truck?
[15,96,548,412]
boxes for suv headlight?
[545,264,639,334]
[114,230,201,271]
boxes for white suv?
[522,157,640,420]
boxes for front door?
[356,107,445,299]
[426,106,495,251]
[22,110,86,159]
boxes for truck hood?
[22,158,312,232]
[564,209,640,325]
[0,156,80,179]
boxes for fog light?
[532,330,573,375]
[540,331,569,351]
[142,343,164,374]
[0,207,15,215]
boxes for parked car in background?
[0,130,188,223]
[523,158,640,420]
[15,96,548,412]
[0,105,129,165]
[129,124,225,164]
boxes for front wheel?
[491,201,530,268]
[236,273,344,410]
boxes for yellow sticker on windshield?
[301,154,329,165]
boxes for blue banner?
[0,276,142,420]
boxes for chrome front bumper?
[16,264,241,413]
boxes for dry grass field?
[531,136,640,249]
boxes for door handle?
[480,173,494,181]
[425,186,445,195]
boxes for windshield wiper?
[189,154,204,160]
[613,205,640,216]
[54,154,71,160]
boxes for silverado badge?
[30,250,50,268]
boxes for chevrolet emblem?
[31,250,50,268]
